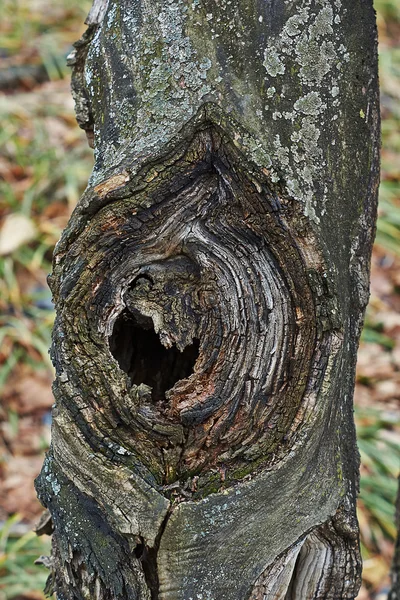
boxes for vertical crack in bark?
[137,506,173,600]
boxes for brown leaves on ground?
[355,248,400,599]
[0,366,53,522]
[0,75,93,527]
[356,248,400,411]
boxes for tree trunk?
[35,1,379,598]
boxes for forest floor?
[0,1,399,599]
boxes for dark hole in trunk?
[109,310,199,402]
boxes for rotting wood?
[36,0,380,598]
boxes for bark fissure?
[139,505,174,600]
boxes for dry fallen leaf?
[11,373,54,416]
[0,213,36,256]
[362,556,391,590]
[0,455,44,520]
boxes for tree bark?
[35,1,379,598]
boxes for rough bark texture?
[35,1,379,599]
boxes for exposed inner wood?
[43,127,334,493]
[250,516,361,600]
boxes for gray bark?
[35,0,379,598]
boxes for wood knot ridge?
[51,128,340,493]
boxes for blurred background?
[0,1,399,599]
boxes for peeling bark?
[36,1,379,598]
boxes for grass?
[0,0,399,598]
[374,0,400,256]
[0,58,93,393]
[357,408,400,546]
[0,516,51,600]
[0,0,91,62]
[0,2,92,596]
